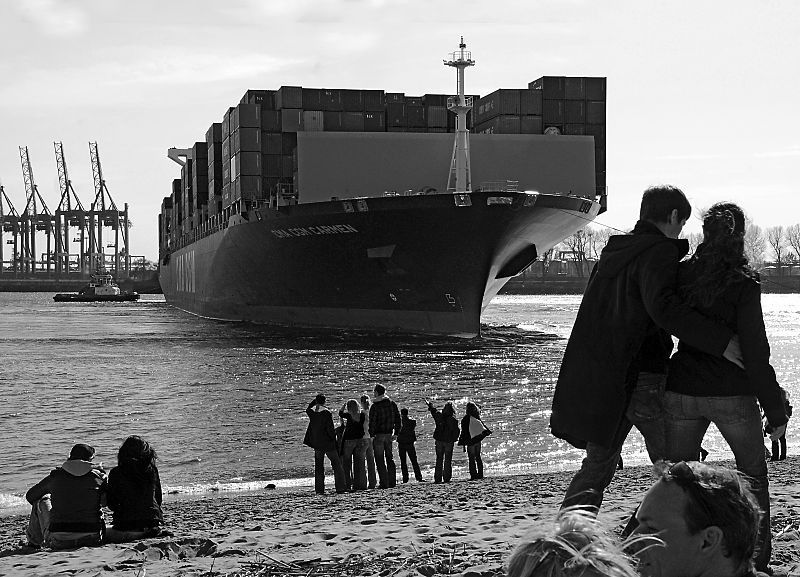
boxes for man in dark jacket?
[397,407,424,483]
[303,394,346,495]
[550,185,742,510]
[26,443,107,549]
[368,384,401,489]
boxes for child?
[397,408,423,483]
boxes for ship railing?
[477,180,519,193]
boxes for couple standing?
[550,185,789,573]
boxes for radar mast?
[444,37,475,193]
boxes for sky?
[1,0,799,261]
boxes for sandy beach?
[1,459,798,577]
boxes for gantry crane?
[89,142,130,275]
[0,185,22,274]
[19,146,56,273]
[54,142,87,274]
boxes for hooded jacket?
[550,220,733,449]
[107,462,164,530]
[303,401,338,452]
[26,459,107,532]
[667,261,788,427]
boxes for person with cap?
[303,394,347,495]
[397,407,424,483]
[25,443,107,549]
[368,384,401,489]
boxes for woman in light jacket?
[458,402,491,480]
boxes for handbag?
[468,416,492,444]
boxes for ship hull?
[159,192,599,336]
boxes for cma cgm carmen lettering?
[158,39,606,336]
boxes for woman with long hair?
[458,401,491,480]
[425,399,460,483]
[662,202,788,572]
[339,398,368,491]
[105,436,164,543]
[360,395,377,489]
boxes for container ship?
[158,40,607,336]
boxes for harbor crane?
[89,142,130,275]
[0,185,21,273]
[19,146,56,273]
[54,142,87,274]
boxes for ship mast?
[444,37,475,193]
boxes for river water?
[1,292,798,516]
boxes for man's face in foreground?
[633,480,706,577]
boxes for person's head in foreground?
[68,443,95,461]
[507,508,639,577]
[118,435,158,470]
[633,460,761,577]
[639,185,691,239]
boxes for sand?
[1,459,798,577]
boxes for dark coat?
[303,401,338,452]
[107,463,164,530]
[427,404,460,443]
[667,263,788,428]
[368,396,401,436]
[550,221,733,449]
[397,416,417,444]
[25,460,106,532]
[339,410,366,440]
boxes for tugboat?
[54,272,140,302]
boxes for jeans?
[467,442,483,479]
[364,437,377,488]
[342,438,369,491]
[314,448,346,494]
[434,440,455,483]
[663,392,771,571]
[26,496,51,547]
[372,434,397,488]
[561,372,666,511]
[398,442,423,482]
[771,434,787,460]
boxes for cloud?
[754,146,800,158]
[14,0,88,37]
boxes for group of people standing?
[551,186,792,573]
[303,384,492,493]
[25,436,164,550]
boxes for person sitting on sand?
[397,407,423,483]
[368,384,401,489]
[25,443,107,549]
[632,460,766,577]
[105,436,165,543]
[507,508,640,577]
[339,399,368,491]
[458,401,491,480]
[303,394,346,495]
[360,395,378,489]
[425,399,460,483]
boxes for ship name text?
[271,224,359,238]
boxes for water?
[1,292,798,516]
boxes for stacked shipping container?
[167,77,606,250]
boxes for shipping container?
[563,123,586,135]
[364,111,385,131]
[520,116,543,134]
[208,160,223,186]
[423,94,448,107]
[475,89,521,124]
[530,76,566,99]
[208,177,222,197]
[261,133,283,155]
[240,89,275,109]
[341,89,363,111]
[520,90,543,116]
[406,96,423,107]
[281,108,303,132]
[233,103,260,130]
[302,88,323,110]
[192,141,208,161]
[565,100,586,124]
[232,175,263,202]
[363,89,384,111]
[386,102,406,127]
[282,132,297,156]
[232,127,260,154]
[222,108,233,138]
[596,171,606,189]
[585,124,606,147]
[205,123,223,145]
[343,111,365,131]
[207,142,222,165]
[281,155,294,177]
[222,161,231,186]
[543,99,565,124]
[595,147,606,171]
[263,177,280,197]
[222,138,231,161]
[323,111,343,131]
[263,154,281,177]
[586,77,607,101]
[222,184,231,208]
[261,110,282,133]
[426,105,447,127]
[564,77,586,100]
[276,86,302,110]
[385,93,405,103]
[428,127,448,133]
[474,115,521,134]
[407,105,425,128]
[587,101,606,124]
[321,89,343,111]
[303,110,324,131]
[231,151,261,178]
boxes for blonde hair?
[346,399,360,418]
[507,509,645,577]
